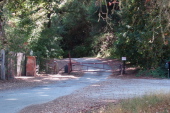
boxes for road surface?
[0,58,170,113]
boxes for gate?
[45,53,122,74]
[71,61,113,72]
[45,59,114,74]
[45,58,69,74]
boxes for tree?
[2,0,63,58]
[56,0,93,57]
[0,0,7,49]
[115,0,170,69]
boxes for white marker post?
[122,57,126,74]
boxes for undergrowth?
[136,66,168,78]
[88,93,170,113]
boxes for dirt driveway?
[0,58,170,113]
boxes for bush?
[136,67,168,78]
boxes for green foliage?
[115,0,170,69]
[56,0,94,57]
[91,33,117,57]
[136,68,168,78]
[1,0,170,72]
[3,0,63,56]
[136,60,168,78]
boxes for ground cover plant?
[88,93,170,113]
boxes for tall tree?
[0,0,7,48]
[2,0,63,58]
[115,0,170,68]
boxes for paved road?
[0,58,112,113]
[0,58,170,113]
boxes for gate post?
[0,49,5,80]
[121,57,126,74]
[26,56,36,76]
[68,52,72,74]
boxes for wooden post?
[1,49,5,80]
[123,61,125,74]
[69,52,72,71]
[68,52,72,74]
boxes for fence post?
[68,52,72,74]
[69,52,72,71]
[121,57,126,74]
[1,49,5,80]
[68,63,70,74]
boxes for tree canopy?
[0,0,170,71]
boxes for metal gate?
[45,58,122,74]
[45,52,122,74]
[71,61,113,72]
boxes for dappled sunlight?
[42,87,51,90]
[33,80,42,82]
[42,77,60,80]
[40,95,49,97]
[91,84,100,87]
[101,61,108,63]
[86,78,100,82]
[127,67,138,71]
[48,74,80,79]
[14,74,81,83]
[87,78,91,80]
[37,92,45,94]
[15,76,34,79]
[73,58,99,62]
[5,98,18,101]
[43,82,50,84]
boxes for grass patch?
[88,93,170,113]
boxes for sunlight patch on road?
[5,98,18,101]
[15,76,34,79]
[91,84,100,87]
[42,88,51,90]
[40,95,49,97]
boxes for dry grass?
[89,93,170,113]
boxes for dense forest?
[0,0,170,76]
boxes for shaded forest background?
[0,0,170,77]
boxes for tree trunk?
[0,0,7,48]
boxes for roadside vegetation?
[88,93,170,113]
[0,0,170,78]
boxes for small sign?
[122,57,126,61]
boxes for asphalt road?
[0,58,170,113]
[0,58,111,113]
